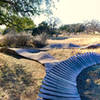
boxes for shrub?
[0,34,33,48]
[0,33,48,48]
[32,32,48,48]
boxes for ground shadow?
[0,48,43,64]
[77,64,100,100]
[50,37,69,40]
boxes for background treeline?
[1,19,100,36]
[59,20,100,35]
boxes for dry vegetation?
[0,34,100,100]
[48,34,100,46]
[0,34,47,48]
[47,48,100,61]
[47,34,100,61]
[0,53,45,100]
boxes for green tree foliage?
[32,21,50,36]
[0,28,3,33]
[8,16,35,32]
[0,0,56,30]
[0,0,54,17]
[2,16,36,34]
[32,21,59,36]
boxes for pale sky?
[34,0,100,25]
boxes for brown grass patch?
[47,34,100,46]
[47,48,100,61]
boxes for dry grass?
[47,34,100,46]
[47,34,100,61]
[0,53,45,100]
[47,48,100,61]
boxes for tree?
[59,23,85,34]
[47,17,61,37]
[32,20,60,36]
[0,0,57,29]
[85,20,100,34]
[70,24,85,34]
[2,16,36,35]
[9,16,36,32]
[32,21,50,36]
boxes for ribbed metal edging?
[38,52,100,100]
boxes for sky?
[34,0,100,25]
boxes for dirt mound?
[81,44,100,49]
[45,43,80,49]
[0,47,59,64]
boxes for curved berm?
[43,43,80,49]
[80,44,100,49]
[38,52,100,100]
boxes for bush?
[0,33,48,48]
[0,34,33,48]
[32,33,48,48]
